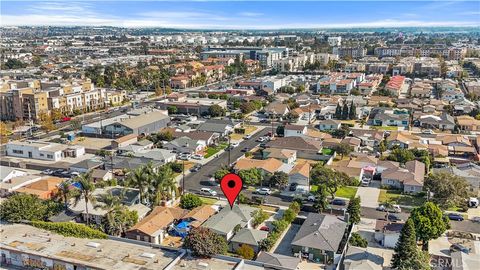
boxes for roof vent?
[140,252,156,259]
[86,242,101,248]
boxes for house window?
[40,153,44,157]
[12,149,23,154]
[47,154,53,159]
[388,179,394,184]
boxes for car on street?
[41,169,53,175]
[200,188,217,196]
[257,137,265,142]
[243,134,252,140]
[241,147,249,152]
[447,213,464,221]
[255,188,272,195]
[376,204,402,213]
[190,164,202,172]
[331,198,347,206]
[450,243,470,254]
[471,216,480,223]
[231,142,240,148]
[386,214,402,222]
[191,154,204,160]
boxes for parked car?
[468,197,479,208]
[471,216,480,223]
[386,214,402,222]
[200,188,217,196]
[259,226,270,232]
[361,178,370,187]
[231,142,240,148]
[331,198,347,206]
[289,183,298,191]
[191,154,204,160]
[241,147,249,152]
[70,172,80,177]
[307,195,316,202]
[41,169,53,175]
[376,204,402,213]
[255,188,272,195]
[257,137,265,142]
[178,153,192,160]
[447,213,464,221]
[243,134,252,140]
[61,117,72,122]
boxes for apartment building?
[327,36,342,47]
[332,47,367,58]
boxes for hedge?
[31,221,108,239]
[259,202,301,251]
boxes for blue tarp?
[170,221,191,238]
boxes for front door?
[28,151,32,158]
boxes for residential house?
[418,113,455,131]
[368,108,410,127]
[132,149,177,164]
[291,213,348,264]
[91,169,113,182]
[341,137,361,152]
[284,124,307,137]
[111,134,138,149]
[386,131,422,149]
[381,160,425,193]
[288,162,311,189]
[234,158,285,175]
[229,228,268,253]
[266,137,323,159]
[202,204,257,240]
[0,166,27,183]
[343,246,383,270]
[163,136,206,155]
[70,159,104,173]
[262,148,297,164]
[196,119,236,137]
[264,102,289,119]
[15,177,63,200]
[317,119,341,131]
[173,131,217,146]
[349,129,385,148]
[256,252,300,270]
[456,115,480,132]
[374,220,404,249]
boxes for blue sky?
[2,1,479,29]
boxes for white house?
[374,221,404,249]
[0,166,28,183]
[284,124,307,137]
[6,141,85,162]
[317,119,341,131]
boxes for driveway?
[273,224,301,256]
[356,187,380,208]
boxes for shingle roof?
[256,252,300,270]
[202,205,256,235]
[291,213,347,252]
[230,228,268,246]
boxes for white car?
[376,204,402,213]
[307,195,316,202]
[243,134,252,140]
[257,137,265,142]
[200,188,217,196]
[230,142,240,148]
[178,153,192,160]
[41,169,53,175]
[471,216,480,223]
[191,154,204,160]
[256,188,272,195]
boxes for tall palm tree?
[151,166,178,205]
[57,181,73,209]
[127,166,150,204]
[97,190,124,236]
[73,172,97,226]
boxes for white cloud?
[238,12,263,17]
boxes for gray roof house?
[163,136,206,154]
[256,252,300,270]
[229,228,268,253]
[418,112,455,131]
[196,119,237,136]
[202,204,256,240]
[132,149,177,164]
[104,111,170,136]
[70,159,104,173]
[291,213,348,264]
[343,246,383,270]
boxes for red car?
[61,117,72,122]
[259,226,270,231]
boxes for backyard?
[378,189,426,207]
[322,148,334,155]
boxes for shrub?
[271,219,289,233]
[238,193,250,204]
[349,232,368,248]
[252,209,269,228]
[184,227,227,257]
[236,244,255,260]
[0,194,48,222]
[180,194,203,210]
[283,209,296,223]
[289,201,301,214]
[31,221,107,239]
[170,162,183,173]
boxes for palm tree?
[73,172,97,226]
[57,181,73,209]
[151,166,178,205]
[127,166,151,204]
[97,190,124,236]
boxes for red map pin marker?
[220,173,243,209]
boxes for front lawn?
[199,196,218,205]
[204,143,228,158]
[230,125,257,140]
[378,189,426,207]
[310,185,358,200]
[370,126,398,131]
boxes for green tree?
[73,172,97,226]
[0,194,48,222]
[313,184,329,213]
[214,167,230,181]
[391,218,430,270]
[180,194,203,210]
[349,232,368,248]
[239,168,262,186]
[269,171,289,189]
[341,103,349,120]
[236,244,255,260]
[70,119,82,131]
[378,140,387,155]
[151,165,178,205]
[347,196,361,224]
[208,104,225,117]
[167,106,178,115]
[126,166,150,204]
[310,164,351,199]
[349,101,356,120]
[334,142,353,158]
[334,103,342,119]
[387,149,416,164]
[57,181,75,209]
[184,227,227,257]
[424,172,470,209]
[410,202,449,251]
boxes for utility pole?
[228,132,231,166]
[182,159,186,195]
[27,103,33,138]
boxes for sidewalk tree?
[347,196,361,224]
[410,202,449,251]
[311,164,351,199]
[313,184,329,213]
[184,227,227,257]
[269,171,289,189]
